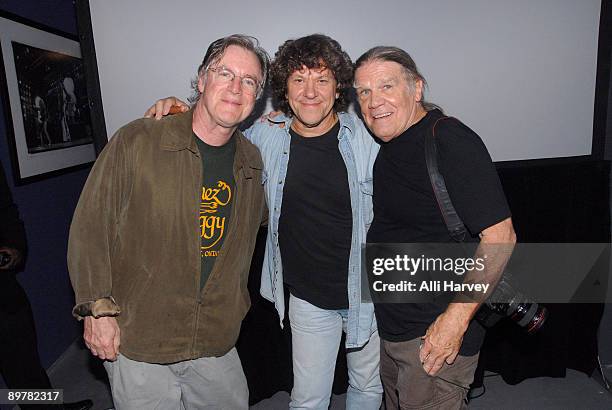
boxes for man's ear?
[198,73,206,94]
[414,79,424,102]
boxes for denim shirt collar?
[268,111,356,138]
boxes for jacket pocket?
[116,268,153,329]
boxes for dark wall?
[602,0,612,160]
[0,0,88,367]
[607,43,612,160]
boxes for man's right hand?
[143,97,189,119]
[83,316,120,361]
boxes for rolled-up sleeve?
[68,128,133,319]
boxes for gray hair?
[354,46,442,112]
[189,34,270,104]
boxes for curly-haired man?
[147,34,382,410]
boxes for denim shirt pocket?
[360,178,374,231]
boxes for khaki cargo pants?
[380,338,479,410]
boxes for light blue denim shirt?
[244,112,380,348]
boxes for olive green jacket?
[68,110,266,363]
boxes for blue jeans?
[289,294,383,410]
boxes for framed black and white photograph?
[0,12,96,184]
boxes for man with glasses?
[68,34,269,409]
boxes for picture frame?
[0,11,97,184]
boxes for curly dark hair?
[270,34,353,116]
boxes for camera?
[475,275,548,334]
[0,251,12,268]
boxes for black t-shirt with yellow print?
[195,133,235,290]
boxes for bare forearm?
[452,217,516,305]
[421,218,516,375]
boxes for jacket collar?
[159,109,261,179]
[234,133,260,179]
[159,109,198,153]
[268,111,356,138]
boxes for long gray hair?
[355,46,441,112]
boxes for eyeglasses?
[206,65,262,97]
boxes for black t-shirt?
[368,109,511,355]
[279,121,352,310]
[195,134,236,290]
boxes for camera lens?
[524,306,548,334]
[508,302,548,334]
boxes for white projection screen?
[88,0,601,161]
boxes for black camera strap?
[426,116,498,323]
[425,116,468,242]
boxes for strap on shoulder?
[424,116,467,242]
